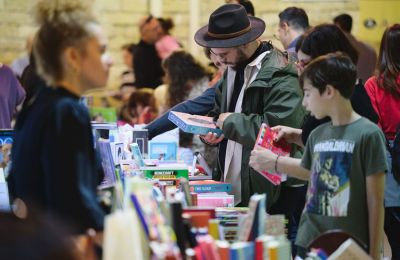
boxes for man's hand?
[216,112,232,128]
[200,132,225,145]
[249,145,278,173]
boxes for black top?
[301,80,379,144]
[9,86,105,234]
[133,40,164,89]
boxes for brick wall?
[0,0,358,89]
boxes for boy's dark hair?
[300,52,357,99]
[278,7,309,31]
[333,13,353,33]
[297,24,358,64]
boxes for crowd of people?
[0,0,399,259]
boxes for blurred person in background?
[133,15,164,89]
[9,0,110,236]
[277,7,309,59]
[365,24,400,259]
[0,63,26,128]
[11,35,34,80]
[334,13,377,83]
[156,17,181,60]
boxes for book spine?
[168,112,189,132]
[197,197,234,207]
[191,184,232,193]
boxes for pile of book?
[189,180,234,207]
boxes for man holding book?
[194,4,305,211]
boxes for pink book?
[254,123,291,185]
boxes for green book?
[141,166,189,180]
[89,107,117,122]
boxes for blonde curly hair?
[33,0,98,85]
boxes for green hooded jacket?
[209,47,306,209]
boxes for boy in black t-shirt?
[250,53,387,259]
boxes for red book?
[254,123,291,185]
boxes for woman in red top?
[364,24,400,259]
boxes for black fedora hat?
[194,4,265,48]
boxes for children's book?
[168,111,223,136]
[132,129,149,158]
[254,123,291,185]
[96,139,117,188]
[238,193,266,242]
[189,180,232,193]
[148,141,178,161]
[141,165,189,180]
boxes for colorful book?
[168,111,223,136]
[96,139,117,188]
[90,107,117,123]
[189,180,232,193]
[148,141,178,161]
[197,192,234,207]
[238,194,266,242]
[254,123,291,185]
[141,166,189,180]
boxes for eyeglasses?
[209,48,231,59]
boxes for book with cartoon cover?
[168,111,223,136]
[254,123,291,185]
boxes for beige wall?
[0,0,360,89]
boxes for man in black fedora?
[195,2,305,218]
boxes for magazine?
[254,123,291,185]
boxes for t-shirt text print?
[305,139,355,217]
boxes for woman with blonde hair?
[9,0,111,235]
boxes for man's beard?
[230,48,248,70]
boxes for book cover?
[238,194,266,242]
[96,139,117,188]
[254,123,291,185]
[168,111,223,136]
[189,180,232,193]
[197,193,234,207]
[90,107,117,123]
[141,166,189,180]
[132,129,148,158]
[148,141,178,161]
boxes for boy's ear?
[324,84,336,99]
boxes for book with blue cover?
[168,111,223,136]
[189,180,232,193]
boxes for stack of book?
[189,180,234,207]
[216,207,249,242]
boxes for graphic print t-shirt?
[295,118,388,248]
